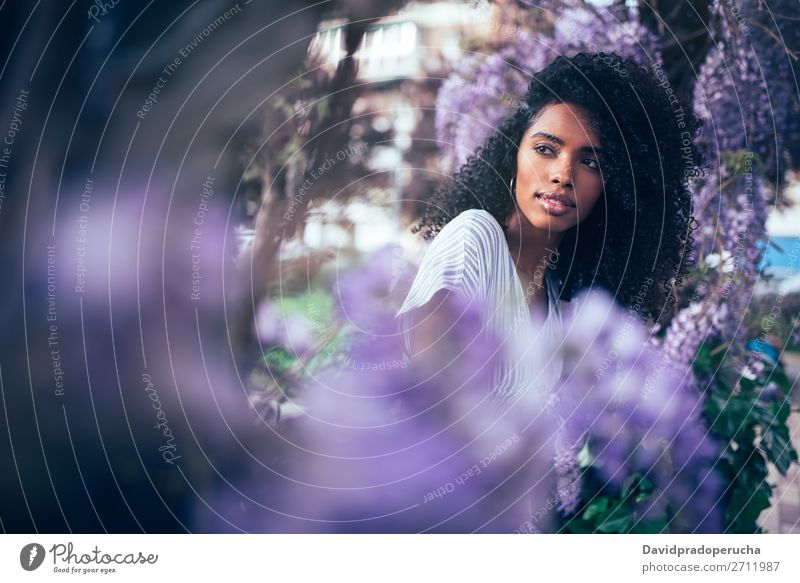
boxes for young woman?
[395,52,701,518]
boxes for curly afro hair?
[413,52,703,324]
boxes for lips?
[535,191,575,216]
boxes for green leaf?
[628,520,667,534]
[771,369,792,396]
[694,344,714,375]
[621,473,641,499]
[561,516,595,534]
[597,512,633,534]
[761,426,798,475]
[731,444,763,472]
[777,393,793,424]
[704,391,725,426]
[263,347,298,372]
[634,478,655,503]
[739,376,758,393]
[595,500,635,534]
[582,498,609,521]
[728,486,771,532]
[707,391,752,440]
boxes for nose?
[551,158,574,188]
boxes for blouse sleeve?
[394,210,485,357]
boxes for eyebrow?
[531,131,604,156]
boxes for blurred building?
[299,1,493,256]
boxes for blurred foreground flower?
[556,290,724,533]
[255,299,316,354]
[277,288,556,533]
[202,247,726,533]
[202,249,557,532]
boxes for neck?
[504,211,564,280]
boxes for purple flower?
[255,299,316,354]
[282,314,315,354]
[693,0,797,185]
[554,289,724,530]
[335,244,412,336]
[281,287,556,532]
[435,5,663,173]
[254,299,283,345]
[670,160,770,379]
[552,7,662,67]
[208,252,725,533]
[203,248,556,532]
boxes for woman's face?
[513,103,605,233]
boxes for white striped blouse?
[394,208,564,405]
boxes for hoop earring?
[509,176,515,196]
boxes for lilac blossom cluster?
[693,0,796,184]
[556,290,725,532]
[233,250,724,532]
[215,247,557,532]
[551,7,662,68]
[435,43,547,173]
[435,6,662,172]
[255,298,316,354]
[668,158,771,371]
[664,0,784,386]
